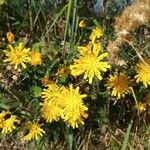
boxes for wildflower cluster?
[41,83,88,128]
[3,33,42,70]
[0,21,149,145]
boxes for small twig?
[5,89,19,101]
[130,87,137,104]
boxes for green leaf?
[65,125,73,150]
[32,41,45,51]
[31,86,42,97]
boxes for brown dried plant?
[107,0,150,66]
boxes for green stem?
[73,15,79,44]
[71,0,77,44]
[43,4,68,40]
[28,0,33,41]
[63,0,73,48]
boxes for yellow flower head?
[59,84,88,128]
[3,43,31,69]
[135,59,150,87]
[89,26,103,43]
[6,32,14,42]
[136,102,146,113]
[106,71,131,99]
[42,83,60,104]
[29,51,42,66]
[79,20,86,28]
[21,122,45,142]
[70,43,110,84]
[56,66,70,77]
[78,42,102,56]
[40,100,61,122]
[0,111,20,134]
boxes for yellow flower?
[78,42,102,56]
[56,66,70,77]
[89,26,103,43]
[106,72,131,99]
[41,100,61,122]
[22,122,45,142]
[79,20,86,28]
[42,83,60,103]
[29,51,42,66]
[135,59,150,87]
[136,102,146,113]
[70,43,110,84]
[0,111,20,134]
[41,83,62,122]
[59,84,88,128]
[6,32,14,42]
[41,83,88,128]
[3,43,31,69]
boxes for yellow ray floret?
[41,100,62,122]
[41,83,60,104]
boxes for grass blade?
[121,114,134,150]
[63,0,73,47]
[71,0,77,43]
[43,4,68,39]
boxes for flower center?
[115,75,128,91]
